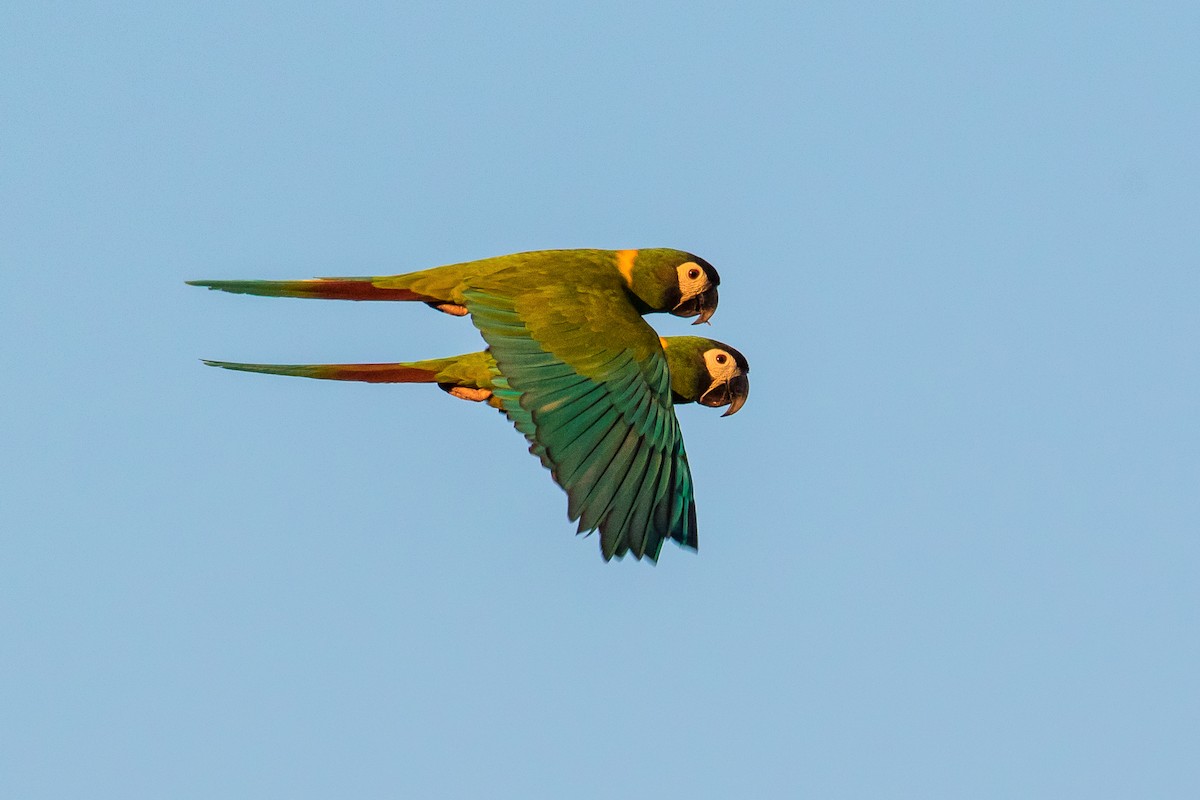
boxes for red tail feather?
[287,279,433,301]
[310,363,441,383]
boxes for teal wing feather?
[465,276,696,562]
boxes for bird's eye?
[687,268,701,280]
[715,353,727,364]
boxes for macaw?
[190,248,728,561]
[187,248,719,323]
[202,336,749,561]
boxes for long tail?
[202,358,456,383]
[186,277,434,302]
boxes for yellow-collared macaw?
[202,337,749,561]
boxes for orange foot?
[430,302,469,317]
[447,386,493,403]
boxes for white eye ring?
[703,348,739,381]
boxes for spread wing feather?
[463,279,696,561]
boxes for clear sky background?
[3,2,1197,797]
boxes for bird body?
[203,336,749,561]
[188,248,719,322]
[203,335,748,414]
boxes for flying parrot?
[190,248,729,561]
[187,248,719,323]
[202,335,749,416]
[201,336,749,561]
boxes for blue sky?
[3,2,1197,797]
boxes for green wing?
[464,276,696,562]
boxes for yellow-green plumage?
[201,337,750,561]
[191,248,729,562]
[187,248,719,321]
[461,269,692,559]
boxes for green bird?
[190,248,727,561]
[202,336,749,561]
[187,248,719,322]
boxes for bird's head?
[626,249,720,324]
[662,336,750,416]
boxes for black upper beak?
[699,372,749,416]
[721,373,749,417]
[692,285,718,325]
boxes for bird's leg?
[425,301,469,316]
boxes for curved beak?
[720,373,749,417]
[692,285,718,325]
[699,372,750,416]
